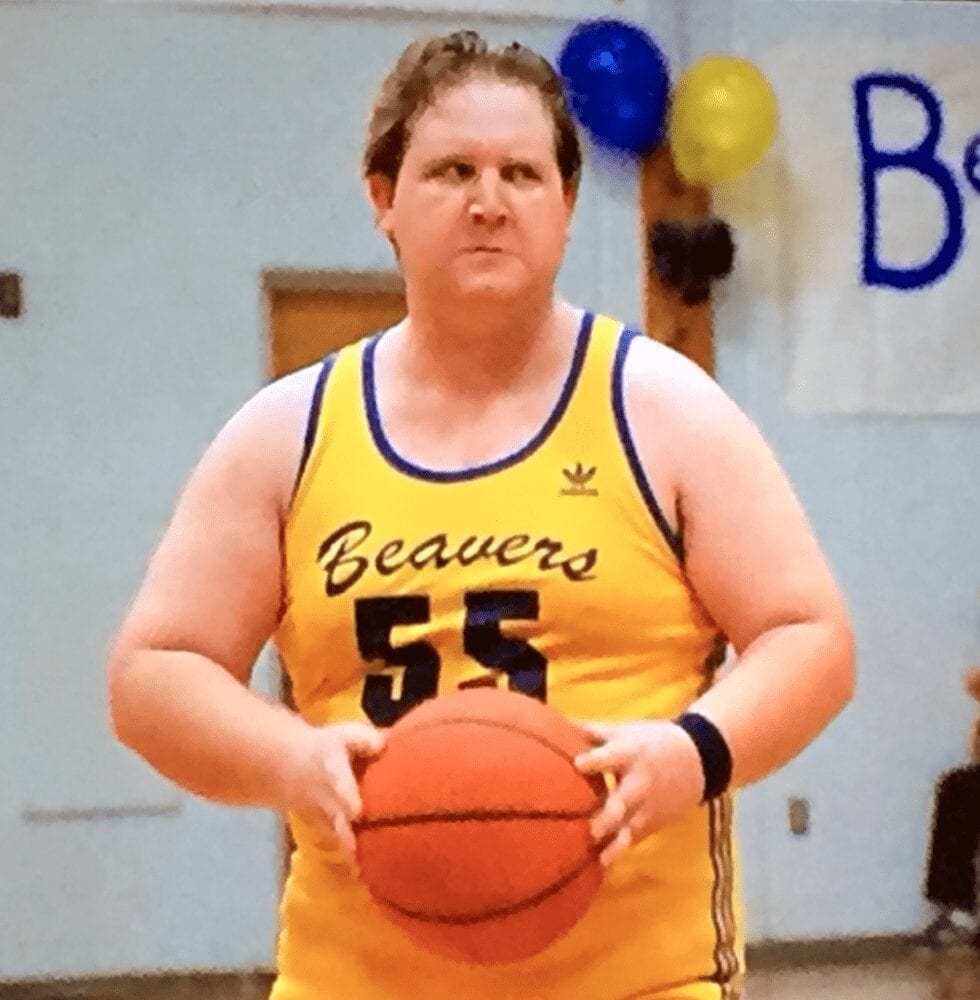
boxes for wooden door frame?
[262,268,405,295]
[639,146,715,377]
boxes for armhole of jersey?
[290,351,338,508]
[612,328,686,564]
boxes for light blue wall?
[0,0,976,980]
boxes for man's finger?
[589,770,647,842]
[575,740,634,775]
[574,720,616,745]
[325,754,364,819]
[332,812,360,876]
[590,791,627,842]
[626,802,653,845]
[599,824,633,867]
[340,723,386,758]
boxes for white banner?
[735,0,980,414]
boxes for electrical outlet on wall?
[788,797,810,836]
[0,272,22,318]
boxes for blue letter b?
[854,73,964,289]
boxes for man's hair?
[362,30,582,191]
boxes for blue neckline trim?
[363,311,595,483]
[612,329,685,563]
[291,351,338,504]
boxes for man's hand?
[575,720,705,866]
[277,721,386,873]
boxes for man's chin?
[451,276,525,300]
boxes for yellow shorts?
[270,978,740,1000]
[628,982,737,1000]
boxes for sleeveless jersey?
[270,312,744,1000]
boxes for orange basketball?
[352,687,607,964]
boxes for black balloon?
[649,220,736,305]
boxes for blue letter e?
[854,73,964,289]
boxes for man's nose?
[468,170,509,224]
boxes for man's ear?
[563,178,579,214]
[366,173,396,237]
[561,179,578,244]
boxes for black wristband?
[673,712,733,803]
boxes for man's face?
[369,77,576,303]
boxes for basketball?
[352,687,608,964]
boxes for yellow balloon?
[670,55,779,186]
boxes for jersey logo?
[316,521,598,597]
[561,462,598,497]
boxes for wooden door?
[266,272,407,379]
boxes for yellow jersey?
[270,312,744,999]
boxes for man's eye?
[504,164,539,182]
[444,162,473,179]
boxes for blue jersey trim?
[291,351,338,504]
[612,329,685,563]
[362,311,595,483]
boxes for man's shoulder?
[262,356,329,410]
[619,328,728,418]
[223,357,334,518]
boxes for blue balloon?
[558,19,670,157]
